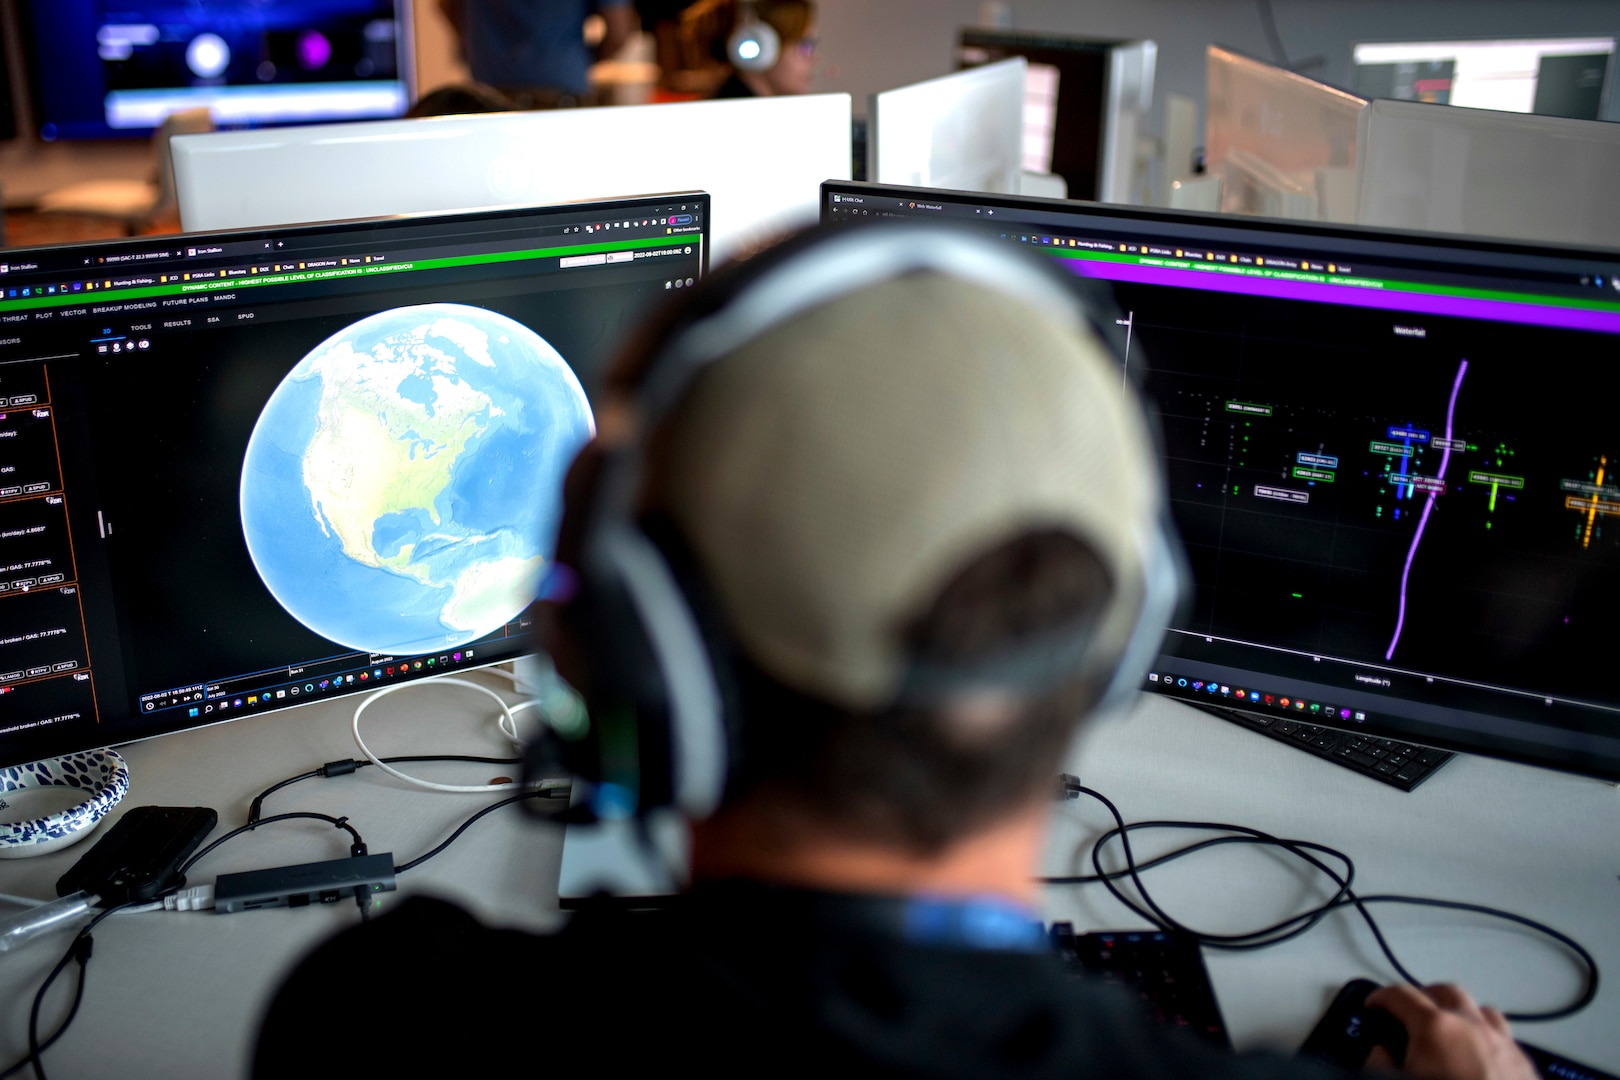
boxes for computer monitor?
[1356,99,1620,250]
[957,30,1156,204]
[823,179,1620,782]
[20,0,414,140]
[170,94,851,266]
[0,12,16,143]
[867,57,1026,197]
[0,192,708,769]
[1351,36,1616,120]
[1206,45,1367,224]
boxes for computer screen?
[824,180,1620,781]
[1352,37,1615,120]
[957,30,1155,204]
[0,192,708,768]
[21,0,413,140]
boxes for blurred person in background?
[680,0,818,98]
[439,0,638,107]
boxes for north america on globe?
[240,303,594,656]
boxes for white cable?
[163,885,214,911]
[351,676,526,794]
[495,699,542,751]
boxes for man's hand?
[1364,983,1536,1080]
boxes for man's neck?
[689,798,1049,906]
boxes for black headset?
[524,223,1186,824]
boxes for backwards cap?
[643,246,1164,710]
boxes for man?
[253,226,1534,1079]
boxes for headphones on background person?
[522,223,1187,826]
[727,0,781,72]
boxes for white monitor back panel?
[869,57,1025,196]
[1206,45,1367,223]
[1356,99,1620,249]
[172,94,852,265]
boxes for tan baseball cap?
[646,262,1162,711]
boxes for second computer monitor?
[957,30,1156,204]
[1351,36,1616,121]
[824,180,1620,784]
[867,57,1026,197]
[171,94,851,266]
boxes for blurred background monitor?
[0,10,16,143]
[1205,44,1367,224]
[1351,36,1616,121]
[1356,98,1620,249]
[20,0,414,140]
[170,94,850,266]
[956,30,1156,205]
[867,56,1025,196]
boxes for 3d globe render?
[240,303,593,656]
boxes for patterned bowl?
[0,750,130,858]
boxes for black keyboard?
[1207,705,1453,791]
[1049,924,1230,1049]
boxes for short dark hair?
[405,82,515,118]
[730,528,1115,854]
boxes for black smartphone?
[56,805,218,906]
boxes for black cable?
[394,790,548,873]
[3,901,134,1080]
[1042,783,1598,1023]
[247,754,522,823]
[177,811,366,879]
[1256,0,1290,69]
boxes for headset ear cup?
[728,14,780,72]
[639,515,747,801]
[541,444,678,819]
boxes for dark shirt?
[253,885,1341,1078]
[464,0,629,96]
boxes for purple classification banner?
[1066,259,1620,336]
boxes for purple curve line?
[1385,359,1469,661]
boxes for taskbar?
[137,626,532,724]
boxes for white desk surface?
[2,680,1616,1078]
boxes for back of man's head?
[588,227,1170,854]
